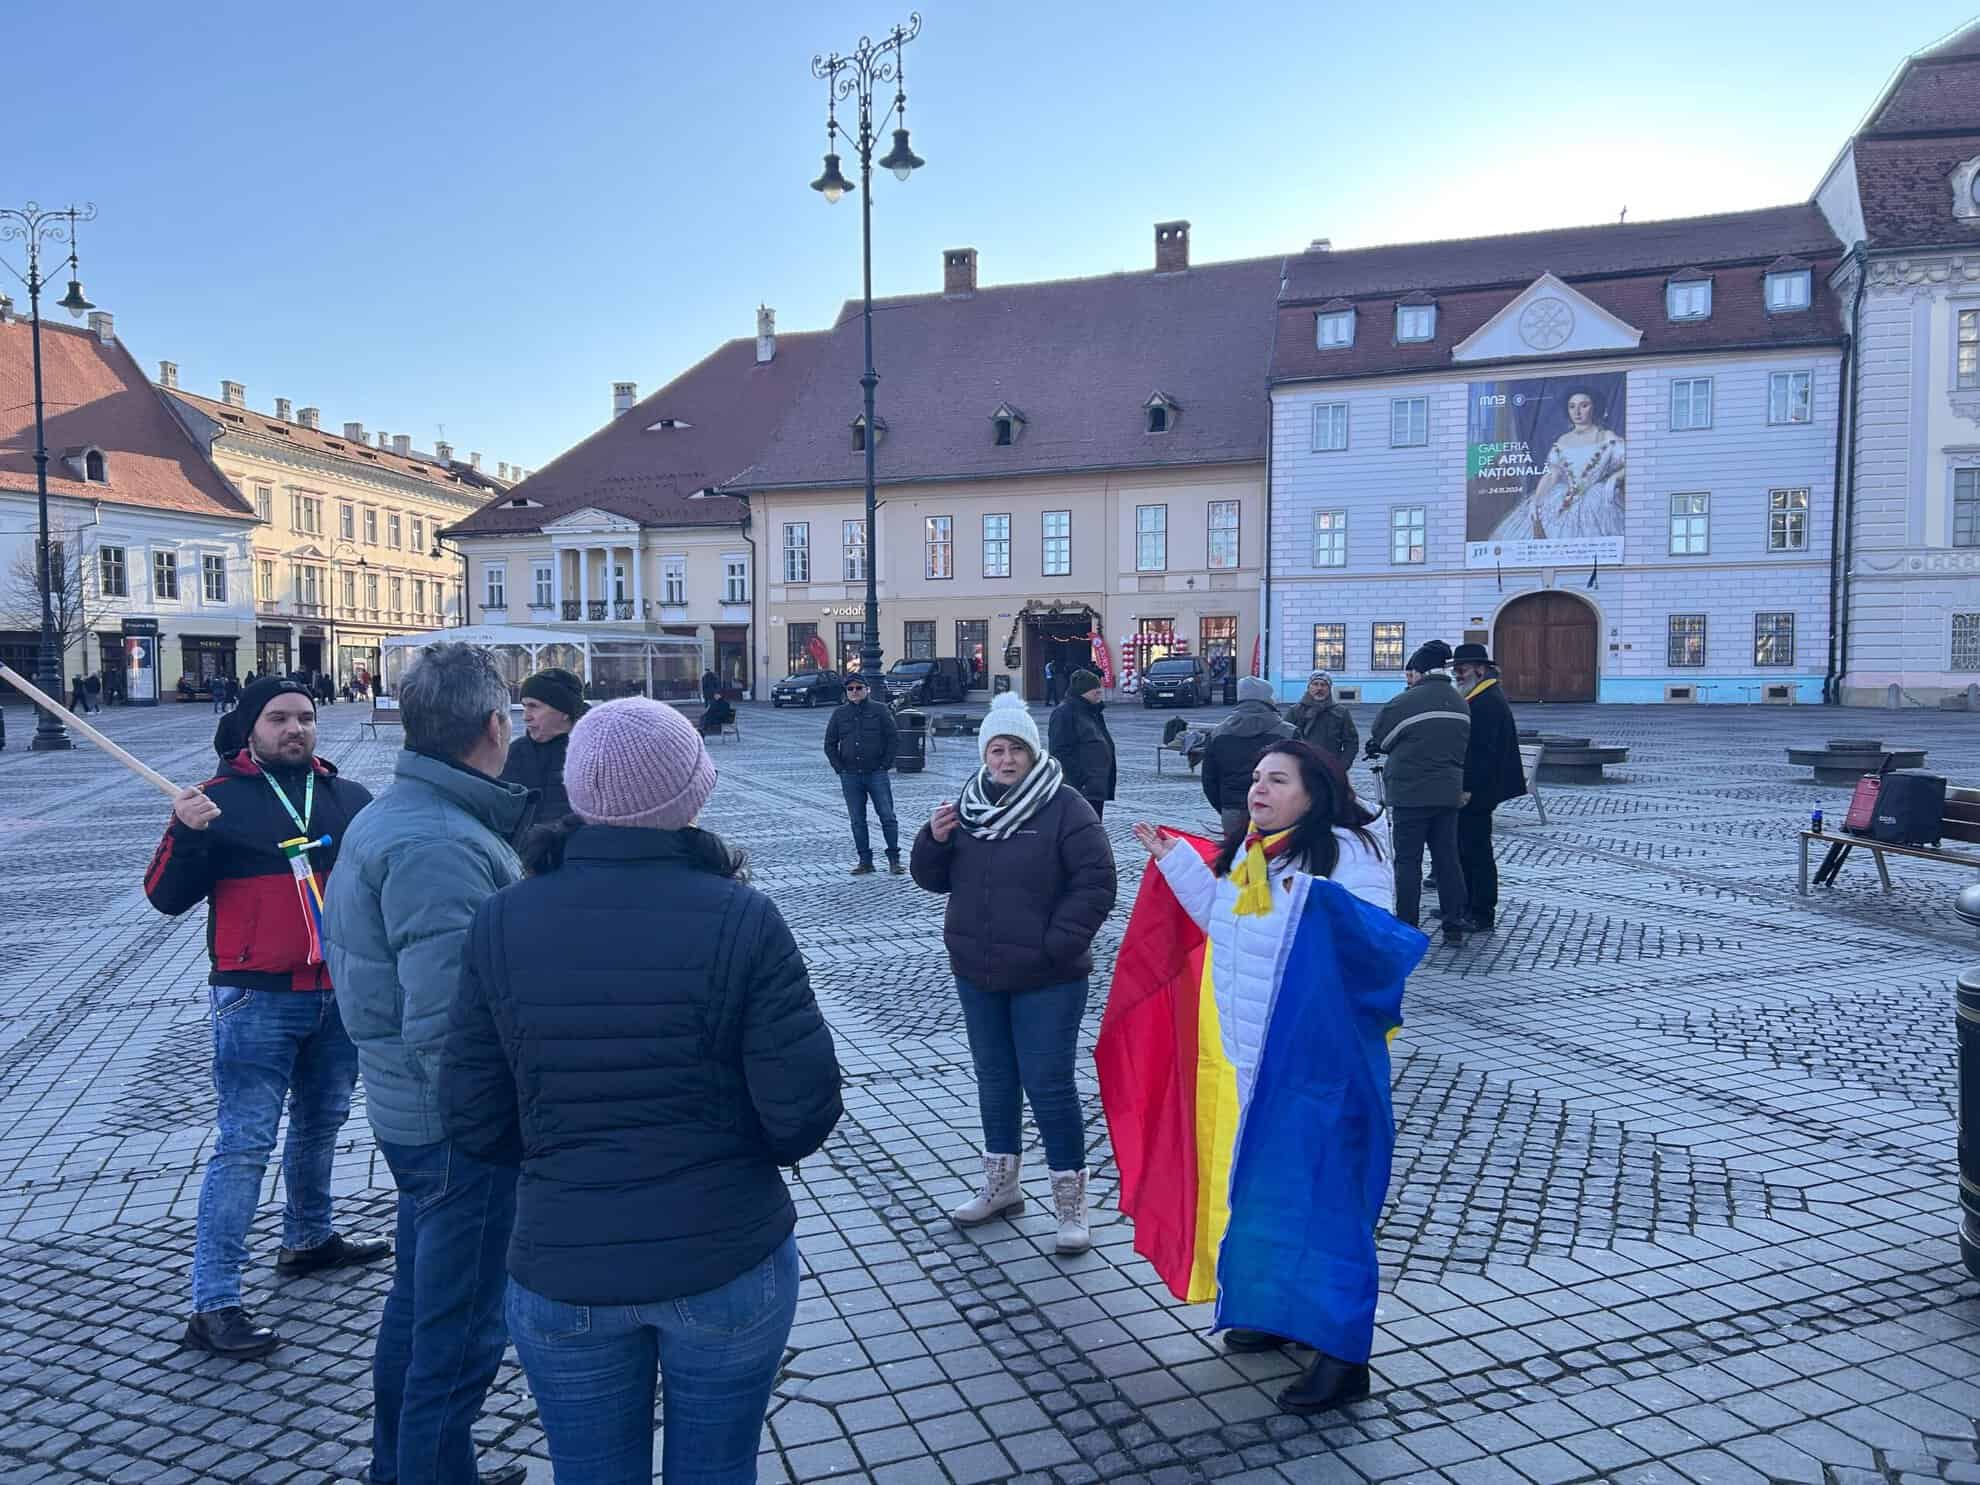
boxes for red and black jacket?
[144,750,373,991]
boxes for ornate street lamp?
[0,202,97,750]
[811,14,924,681]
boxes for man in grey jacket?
[1201,676,1295,838]
[324,643,531,1485]
[1368,641,1471,944]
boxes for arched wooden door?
[1494,592,1597,703]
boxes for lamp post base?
[30,657,73,750]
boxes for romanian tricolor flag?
[280,834,332,966]
[1096,832,1426,1363]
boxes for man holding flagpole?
[144,676,387,1360]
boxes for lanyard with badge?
[266,769,332,965]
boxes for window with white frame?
[365,572,380,613]
[390,576,403,615]
[1312,510,1347,567]
[1207,500,1239,570]
[925,516,953,579]
[1765,269,1812,312]
[782,521,810,583]
[1042,510,1070,576]
[1768,488,1810,551]
[1371,622,1406,670]
[1668,614,1707,666]
[153,549,179,600]
[1960,309,1979,390]
[341,570,356,611]
[1389,396,1428,447]
[201,553,226,603]
[411,517,425,553]
[1670,377,1713,431]
[339,502,354,540]
[1669,492,1710,555]
[532,561,553,607]
[411,578,426,616]
[1954,612,1980,670]
[363,508,378,545]
[257,559,273,603]
[1956,468,1980,547]
[387,512,402,549]
[483,564,506,609]
[1667,279,1711,320]
[1316,309,1354,348]
[1312,623,1346,672]
[1390,506,1426,565]
[1135,504,1168,571]
[662,555,686,605]
[1395,304,1435,342]
[297,565,321,610]
[254,485,272,523]
[841,519,865,582]
[1754,612,1794,666]
[99,545,127,598]
[982,513,1011,578]
[1311,402,1349,452]
[1768,370,1813,425]
[723,556,749,604]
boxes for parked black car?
[1140,655,1212,708]
[881,657,967,707]
[771,670,846,708]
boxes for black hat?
[1406,641,1453,673]
[521,666,587,720]
[1068,668,1102,695]
[843,671,872,689]
[235,675,313,737]
[213,707,249,760]
[1452,642,1491,665]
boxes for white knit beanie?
[979,692,1043,764]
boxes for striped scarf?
[957,756,1065,840]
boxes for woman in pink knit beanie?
[441,697,844,1483]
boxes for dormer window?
[645,416,694,431]
[1765,269,1812,312]
[1395,300,1436,343]
[990,403,1026,446]
[851,413,887,451]
[1666,274,1712,321]
[1143,392,1180,435]
[1317,303,1356,349]
[84,449,107,483]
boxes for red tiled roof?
[449,329,833,536]
[1865,23,1980,131]
[0,318,253,521]
[1851,133,1980,248]
[731,257,1283,492]
[169,387,474,492]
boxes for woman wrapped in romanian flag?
[1115,739,1425,1415]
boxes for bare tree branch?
[0,521,91,667]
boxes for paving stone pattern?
[0,696,1976,1484]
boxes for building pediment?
[1452,272,1643,363]
[542,506,641,535]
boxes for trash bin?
[1223,675,1238,706]
[894,710,928,773]
[1961,966,1980,1280]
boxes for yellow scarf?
[1231,827,1294,917]
[1465,676,1499,701]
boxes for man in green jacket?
[1368,641,1471,943]
[324,643,532,1485]
[1287,670,1358,767]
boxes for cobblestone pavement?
[0,695,1977,1485]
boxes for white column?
[630,541,643,618]
[551,549,564,613]
[578,547,590,614]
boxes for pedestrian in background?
[144,676,387,1360]
[700,667,720,705]
[208,672,228,714]
[1202,676,1294,838]
[824,672,901,875]
[1368,642,1470,944]
[1048,668,1117,820]
[501,665,587,822]
[1450,643,1524,934]
[83,670,101,712]
[912,692,1117,1253]
[444,698,842,1485]
[1044,657,1060,705]
[69,673,87,713]
[1288,670,1358,768]
[324,643,533,1485]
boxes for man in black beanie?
[1368,641,1471,943]
[501,666,586,821]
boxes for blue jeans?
[368,1139,518,1485]
[507,1233,799,1485]
[839,770,899,864]
[191,986,359,1314]
[955,977,1089,1171]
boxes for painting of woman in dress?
[1490,390,1626,542]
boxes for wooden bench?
[357,703,403,741]
[681,701,741,743]
[1797,783,1980,894]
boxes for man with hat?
[1451,643,1525,933]
[501,665,587,821]
[1202,675,1295,839]
[144,675,388,1360]
[1048,668,1117,820]
[1287,670,1358,767]
[823,671,902,874]
[1367,640,1471,943]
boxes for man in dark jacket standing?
[700,667,720,705]
[1451,643,1525,933]
[1047,669,1116,819]
[501,665,586,821]
[1287,670,1358,766]
[824,672,901,875]
[145,677,388,1360]
[1202,676,1295,838]
[1368,641,1472,943]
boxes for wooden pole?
[0,663,184,799]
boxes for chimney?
[1155,221,1190,273]
[435,439,453,462]
[88,311,115,344]
[274,397,292,422]
[221,379,247,408]
[393,434,412,456]
[377,431,391,449]
[943,248,978,297]
[498,462,511,480]
[297,406,320,429]
[0,294,12,324]
[469,451,482,469]
[157,359,179,389]
[613,382,638,418]
[1308,238,1333,253]
[344,421,366,442]
[756,305,776,363]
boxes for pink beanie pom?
[564,698,717,830]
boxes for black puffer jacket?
[910,784,1117,993]
[1461,679,1527,811]
[1047,696,1117,803]
[500,732,572,820]
[1200,701,1295,813]
[440,826,842,1305]
[823,699,898,773]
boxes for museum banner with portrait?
[1464,373,1626,569]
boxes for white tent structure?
[379,624,706,702]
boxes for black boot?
[275,1232,391,1276]
[184,1306,280,1359]
[1278,1351,1371,1414]
[1223,1328,1292,1353]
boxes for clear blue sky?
[14,2,1974,472]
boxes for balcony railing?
[561,601,581,620]
[587,600,607,621]
[613,600,634,620]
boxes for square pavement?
[0,695,1975,1483]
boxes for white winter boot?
[1050,1168,1090,1255]
[951,1153,1023,1227]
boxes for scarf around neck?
[957,756,1064,840]
[1231,827,1296,917]
[1465,676,1500,701]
